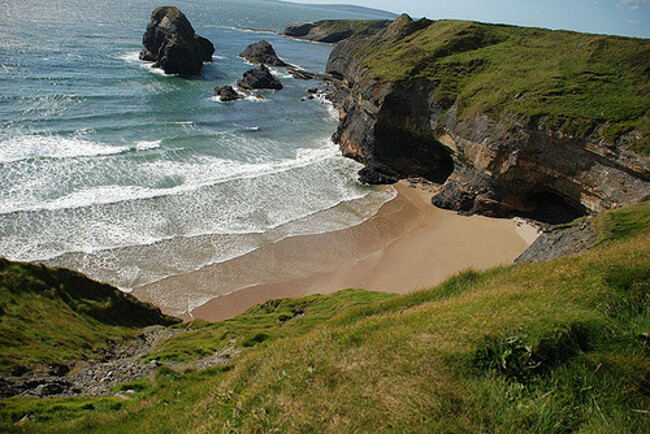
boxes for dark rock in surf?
[358,164,400,185]
[237,65,283,90]
[214,85,242,102]
[239,40,288,67]
[140,6,215,77]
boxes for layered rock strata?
[327,15,650,221]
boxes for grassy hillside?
[0,259,179,371]
[352,16,650,154]
[1,201,648,432]
[315,19,389,37]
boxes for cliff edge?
[328,15,650,222]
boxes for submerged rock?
[239,40,287,67]
[237,65,283,90]
[214,85,242,102]
[140,6,214,77]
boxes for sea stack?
[238,65,283,90]
[140,6,215,76]
[239,40,288,67]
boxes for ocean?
[0,0,396,293]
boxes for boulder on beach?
[140,6,215,77]
[239,40,288,67]
[214,85,242,102]
[237,65,283,90]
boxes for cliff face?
[328,15,650,221]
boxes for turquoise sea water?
[0,0,395,292]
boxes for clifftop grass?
[353,16,650,153]
[0,259,179,371]
[2,201,648,432]
[313,19,390,38]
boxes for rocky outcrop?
[328,15,650,222]
[238,65,283,90]
[140,6,214,76]
[214,85,242,102]
[239,40,288,67]
[515,219,596,264]
[284,19,391,43]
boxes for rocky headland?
[140,6,214,76]
[325,14,650,222]
[284,19,391,43]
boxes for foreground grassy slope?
[0,259,179,371]
[1,202,649,432]
[353,16,650,153]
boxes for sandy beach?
[133,182,539,321]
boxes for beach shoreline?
[133,181,539,321]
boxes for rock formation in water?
[238,65,283,90]
[327,14,650,222]
[284,19,391,43]
[140,6,215,77]
[239,40,288,67]
[214,85,242,102]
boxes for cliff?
[284,19,390,43]
[328,15,650,221]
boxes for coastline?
[133,181,539,321]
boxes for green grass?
[0,259,179,371]
[1,202,649,432]
[144,289,396,363]
[352,16,650,153]
[313,19,389,38]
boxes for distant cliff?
[327,15,650,222]
[283,19,390,43]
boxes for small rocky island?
[239,40,288,66]
[213,85,242,102]
[140,6,215,76]
[238,65,283,91]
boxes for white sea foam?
[0,135,161,164]
[133,140,162,151]
[0,134,126,163]
[0,141,338,214]
[118,50,176,76]
[268,67,293,79]
[117,51,140,62]
[210,91,270,103]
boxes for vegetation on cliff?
[284,19,390,43]
[1,201,649,432]
[349,15,650,154]
[0,259,179,371]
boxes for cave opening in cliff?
[374,125,455,185]
[525,191,587,224]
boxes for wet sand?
[133,182,538,321]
